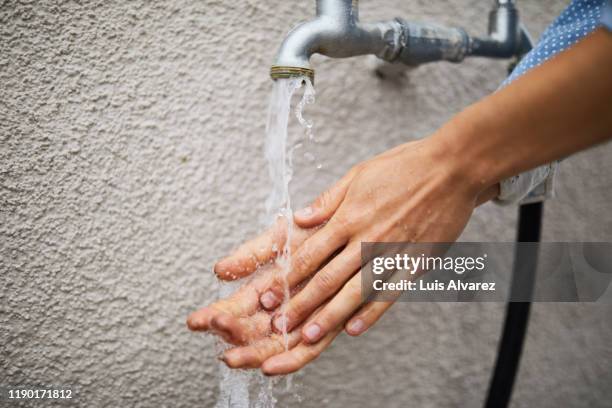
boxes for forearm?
[436,28,612,197]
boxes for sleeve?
[496,162,557,205]
[495,0,608,205]
[602,0,612,31]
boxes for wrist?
[426,114,499,201]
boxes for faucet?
[270,0,533,83]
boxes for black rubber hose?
[484,201,543,408]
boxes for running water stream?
[265,77,315,348]
[216,77,315,408]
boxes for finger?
[345,301,394,336]
[224,303,329,369]
[270,241,361,333]
[214,217,288,280]
[210,311,271,346]
[300,273,363,343]
[186,306,222,332]
[222,329,302,369]
[209,313,247,344]
[187,262,285,339]
[345,259,408,336]
[213,282,262,316]
[187,281,261,332]
[293,167,357,228]
[261,325,343,375]
[259,219,349,310]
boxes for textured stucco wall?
[1,0,611,407]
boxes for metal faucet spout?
[271,0,401,83]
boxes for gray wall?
[1,1,611,407]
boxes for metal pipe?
[471,0,521,58]
[270,0,531,82]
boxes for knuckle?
[293,249,314,275]
[253,346,269,366]
[286,299,308,322]
[313,270,337,293]
[267,277,286,300]
[270,275,284,291]
[345,279,363,303]
[330,214,353,237]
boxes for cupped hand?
[187,219,343,375]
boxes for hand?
[187,219,343,375]
[201,135,497,374]
[250,136,497,344]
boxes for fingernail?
[272,314,287,333]
[261,291,280,309]
[348,319,365,335]
[186,315,198,330]
[213,261,224,275]
[303,323,321,342]
[295,206,313,218]
[214,259,230,275]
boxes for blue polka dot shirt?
[497,0,612,204]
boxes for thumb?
[294,167,358,228]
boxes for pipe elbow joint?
[270,20,325,83]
